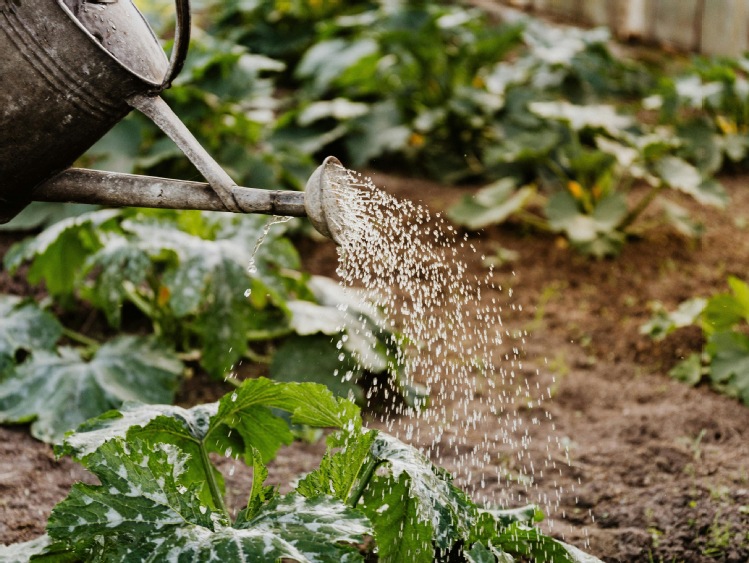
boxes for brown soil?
[2,172,749,562]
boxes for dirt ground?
[1,171,749,562]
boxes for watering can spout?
[0,0,348,243]
[33,156,348,245]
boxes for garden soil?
[1,171,749,562]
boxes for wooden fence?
[497,0,748,57]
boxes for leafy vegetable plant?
[0,294,183,443]
[0,379,600,562]
[641,276,749,405]
[1,209,419,442]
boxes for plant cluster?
[109,0,735,258]
[641,276,749,406]
[0,209,421,443]
[0,379,599,562]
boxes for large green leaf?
[546,191,627,257]
[494,522,601,562]
[655,156,727,207]
[62,378,358,464]
[271,334,363,400]
[3,210,121,299]
[367,432,475,549]
[0,296,62,374]
[362,473,434,563]
[707,331,749,405]
[44,439,370,562]
[0,336,182,443]
[80,234,153,328]
[297,429,378,502]
[529,101,633,135]
[447,180,535,230]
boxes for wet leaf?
[362,473,434,563]
[45,439,370,562]
[62,378,357,463]
[0,336,182,444]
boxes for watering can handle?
[160,0,191,91]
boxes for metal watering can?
[0,0,345,242]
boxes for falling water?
[324,162,570,520]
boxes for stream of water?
[321,162,572,523]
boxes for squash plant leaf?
[2,209,121,300]
[447,179,535,231]
[362,472,434,563]
[0,336,182,444]
[366,432,475,550]
[707,331,749,405]
[60,378,359,504]
[0,295,62,374]
[494,522,601,562]
[655,156,728,208]
[44,438,371,562]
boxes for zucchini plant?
[0,209,422,444]
[0,379,600,562]
[641,276,749,406]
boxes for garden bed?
[2,170,748,562]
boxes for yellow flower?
[567,180,584,199]
[157,285,171,307]
[716,115,738,135]
[409,132,426,147]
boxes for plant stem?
[198,442,229,518]
[62,328,100,349]
[347,456,382,508]
[515,210,553,232]
[620,183,665,231]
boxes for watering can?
[0,0,345,243]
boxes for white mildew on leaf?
[0,336,182,444]
[47,439,369,563]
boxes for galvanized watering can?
[0,0,344,242]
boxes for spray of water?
[325,162,571,520]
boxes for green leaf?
[297,429,378,502]
[45,438,371,562]
[669,353,704,386]
[62,378,358,464]
[0,296,62,373]
[367,432,475,549]
[703,294,748,335]
[447,180,535,230]
[546,192,627,257]
[3,210,120,299]
[494,522,599,562]
[466,542,505,563]
[363,472,434,563]
[80,235,152,327]
[707,332,749,405]
[640,298,707,341]
[47,439,215,560]
[297,38,379,95]
[660,201,705,240]
[243,446,277,520]
[271,334,363,401]
[0,336,182,443]
[655,156,728,207]
[529,101,633,135]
